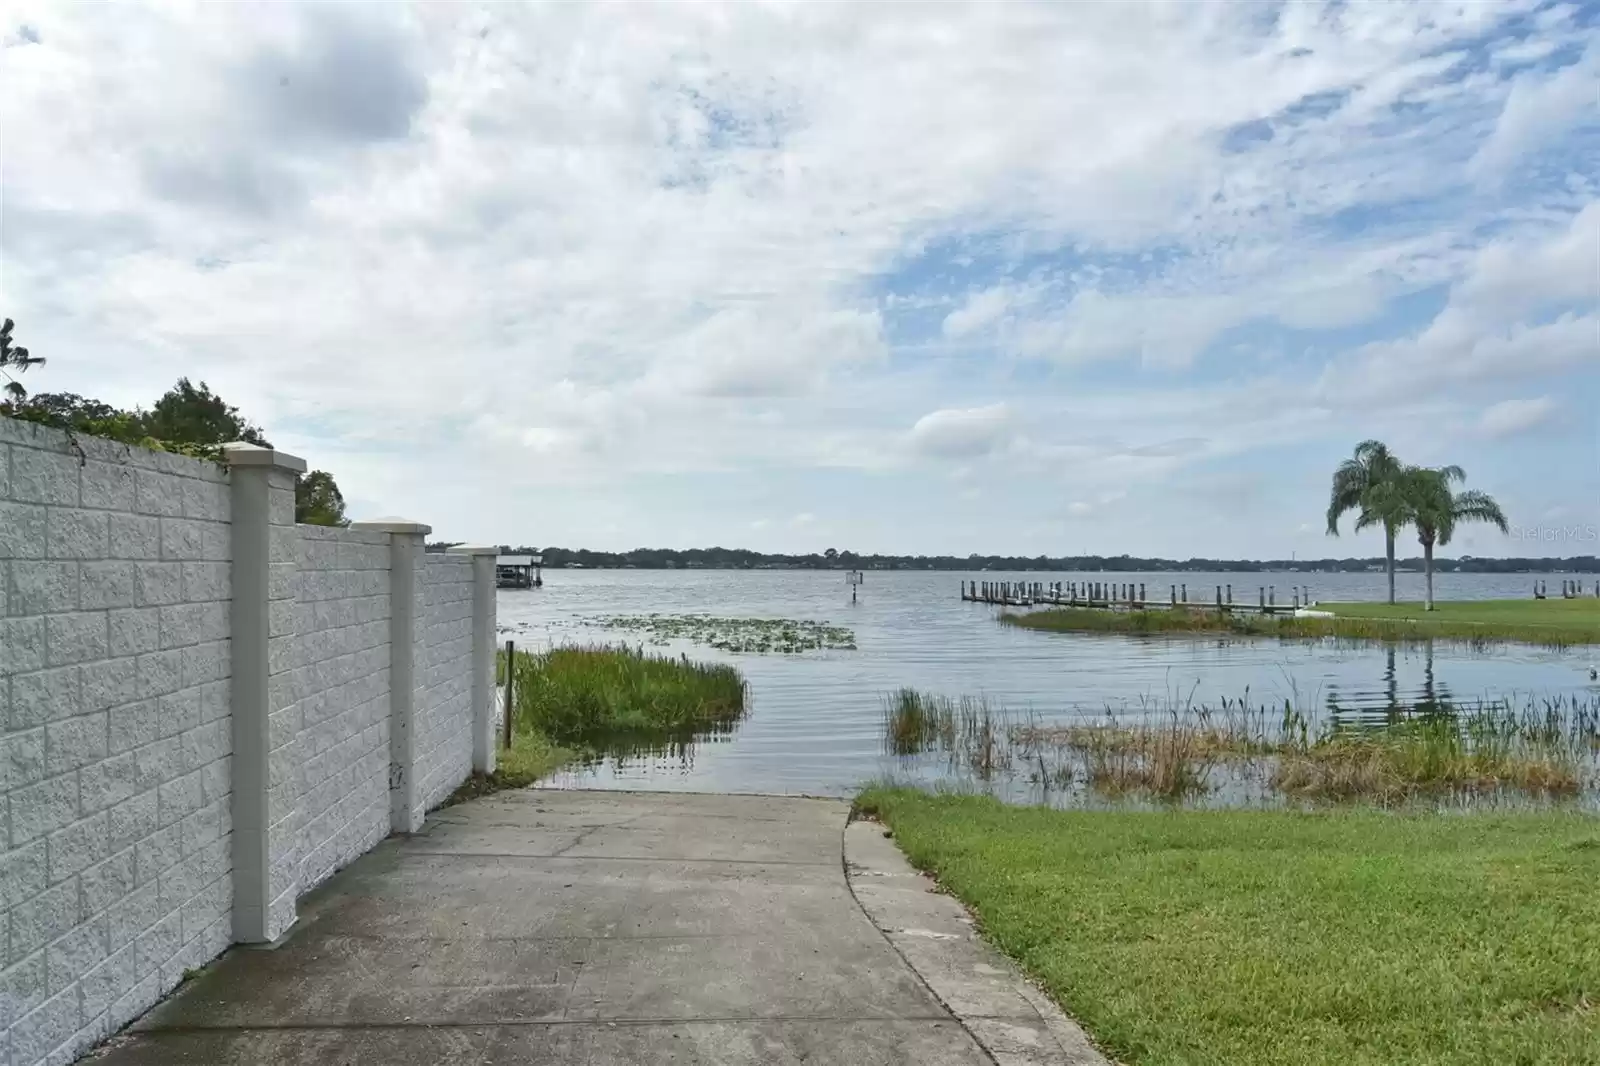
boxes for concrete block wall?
[1,418,498,1066]
[414,556,475,816]
[283,527,392,898]
[1,420,233,1066]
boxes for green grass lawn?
[857,788,1600,1066]
[1321,597,1600,626]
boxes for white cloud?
[1479,396,1558,438]
[1472,44,1599,179]
[1317,204,1600,405]
[907,404,1013,460]
[661,305,886,398]
[942,285,1036,338]
[1023,289,1243,368]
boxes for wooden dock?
[960,579,1315,615]
[1538,579,1599,599]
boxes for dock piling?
[503,639,516,750]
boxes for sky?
[2,1,1597,560]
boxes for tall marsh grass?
[504,643,748,745]
[883,689,1600,805]
[1271,701,1596,801]
[884,689,1011,778]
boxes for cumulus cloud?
[1479,396,1558,438]
[907,404,1014,460]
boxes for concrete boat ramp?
[89,790,1107,1065]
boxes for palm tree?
[1403,465,1508,611]
[0,318,45,402]
[1326,439,1407,604]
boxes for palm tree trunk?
[1423,540,1435,611]
[1384,526,1396,605]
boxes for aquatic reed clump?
[883,690,1010,777]
[1271,704,1588,800]
[505,643,748,745]
[884,689,1600,805]
[1061,714,1217,799]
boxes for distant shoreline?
[438,545,1600,575]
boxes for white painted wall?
[0,417,495,1066]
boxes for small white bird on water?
[1590,665,1598,681]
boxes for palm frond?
[1448,489,1509,538]
[1326,443,1404,535]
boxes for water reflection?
[563,723,738,774]
[1326,643,1457,726]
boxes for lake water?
[497,569,1599,798]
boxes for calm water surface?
[498,569,1598,798]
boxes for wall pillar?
[223,443,306,944]
[351,518,432,833]
[448,545,499,774]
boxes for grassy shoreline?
[857,788,1600,1066]
[1002,597,1600,646]
[447,644,748,803]
[883,688,1600,804]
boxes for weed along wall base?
[0,417,499,1066]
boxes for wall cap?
[351,517,434,535]
[447,544,500,557]
[222,442,308,474]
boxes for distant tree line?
[426,544,1597,574]
[0,318,348,526]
